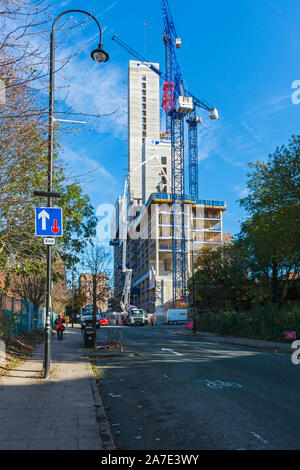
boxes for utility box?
[176,96,193,114]
[84,326,95,348]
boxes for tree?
[239,135,300,302]
[0,2,110,315]
[80,244,111,349]
[108,294,121,312]
[189,244,256,314]
[11,273,46,307]
[81,244,111,310]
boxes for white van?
[167,309,188,325]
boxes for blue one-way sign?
[35,207,63,237]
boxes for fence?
[195,306,300,342]
[0,294,58,336]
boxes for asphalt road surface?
[94,324,300,450]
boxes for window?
[163,167,167,174]
[142,124,147,130]
[142,131,147,137]
[142,89,146,95]
[142,76,146,81]
[142,110,146,117]
[142,103,146,110]
[142,96,146,103]
[142,82,146,89]
[161,157,167,165]
[142,117,146,124]
[162,176,167,184]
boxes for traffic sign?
[35,207,63,237]
[43,238,56,246]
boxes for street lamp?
[43,10,109,379]
[91,45,109,63]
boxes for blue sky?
[50,0,300,244]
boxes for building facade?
[126,193,225,313]
[79,273,108,312]
[111,60,226,312]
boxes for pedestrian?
[150,316,154,327]
[54,314,65,340]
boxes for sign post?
[35,207,63,379]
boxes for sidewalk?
[0,325,115,450]
[175,329,292,354]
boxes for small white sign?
[43,238,56,246]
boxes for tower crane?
[161,0,191,304]
[161,0,218,202]
[112,13,218,305]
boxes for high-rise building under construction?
[111,60,226,313]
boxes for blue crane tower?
[112,9,218,305]
[160,0,188,304]
[161,0,218,204]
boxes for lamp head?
[91,44,109,63]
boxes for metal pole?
[44,27,55,380]
[191,234,196,334]
[120,331,123,352]
[93,272,97,350]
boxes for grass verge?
[0,330,44,376]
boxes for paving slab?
[0,325,115,450]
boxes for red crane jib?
[163,81,175,111]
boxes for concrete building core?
[128,60,166,203]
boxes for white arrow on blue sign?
[35,207,63,237]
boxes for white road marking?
[250,432,269,446]
[161,348,183,356]
[163,373,175,382]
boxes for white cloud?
[62,146,117,187]
[196,119,221,162]
[55,50,127,139]
[230,184,249,198]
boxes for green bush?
[195,302,300,342]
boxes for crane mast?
[161,0,190,304]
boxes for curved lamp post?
[44,10,109,379]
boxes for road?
[94,324,300,450]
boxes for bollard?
[120,331,124,352]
